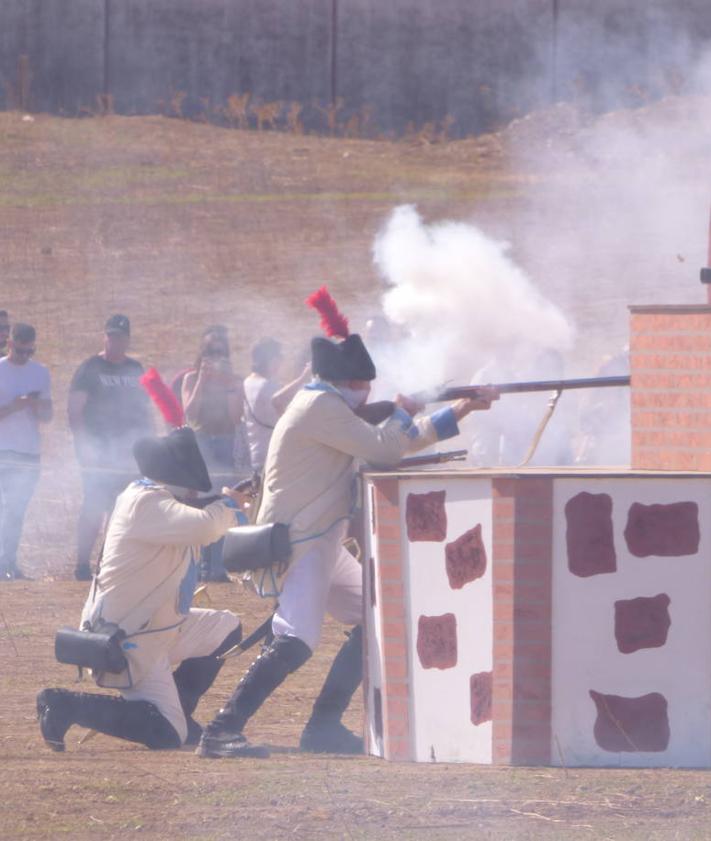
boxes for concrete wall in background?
[554,0,711,110]
[107,0,333,115]
[335,0,554,135]
[1,1,710,136]
[0,0,104,114]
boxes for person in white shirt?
[243,337,310,473]
[0,323,52,580]
[36,425,262,754]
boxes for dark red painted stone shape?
[565,492,617,577]
[406,490,447,542]
[624,501,700,557]
[470,671,492,726]
[445,524,487,590]
[589,690,670,752]
[614,593,671,654]
[417,613,457,670]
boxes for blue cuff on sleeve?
[392,407,419,439]
[222,497,247,525]
[431,406,459,441]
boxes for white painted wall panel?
[551,477,711,767]
[401,477,494,763]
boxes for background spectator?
[68,314,152,581]
[182,325,246,581]
[0,310,10,357]
[0,323,52,580]
[243,337,311,473]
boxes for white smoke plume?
[371,204,575,395]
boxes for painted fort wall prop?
[362,469,711,767]
[361,301,711,767]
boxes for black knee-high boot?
[37,688,181,752]
[197,634,311,759]
[300,625,364,754]
[172,625,243,744]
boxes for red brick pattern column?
[630,305,711,470]
[492,477,553,765]
[372,477,413,761]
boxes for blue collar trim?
[304,380,339,394]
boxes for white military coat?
[257,381,460,570]
[80,480,237,689]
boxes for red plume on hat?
[305,286,350,339]
[306,286,376,381]
[140,367,185,428]
[135,369,211,491]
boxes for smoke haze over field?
[505,91,711,370]
[371,205,588,466]
[369,79,711,465]
[372,205,575,395]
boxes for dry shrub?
[225,92,251,129]
[169,90,186,118]
[254,100,282,131]
[285,101,303,134]
[96,93,114,116]
[313,97,343,135]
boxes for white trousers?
[121,608,240,744]
[272,528,362,651]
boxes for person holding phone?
[0,322,52,580]
[243,337,311,474]
[181,326,248,582]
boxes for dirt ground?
[3,581,711,841]
[3,106,711,839]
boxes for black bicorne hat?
[311,334,376,382]
[133,426,212,492]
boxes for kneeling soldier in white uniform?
[37,426,260,753]
[198,327,497,758]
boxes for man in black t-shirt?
[68,314,152,580]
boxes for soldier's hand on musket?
[452,386,500,419]
[394,393,425,417]
[221,486,253,512]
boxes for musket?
[397,449,468,468]
[355,375,630,425]
[434,375,630,402]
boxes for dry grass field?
[2,108,711,840]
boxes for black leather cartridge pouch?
[54,620,128,674]
[222,522,291,574]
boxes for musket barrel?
[398,449,468,468]
[436,375,630,402]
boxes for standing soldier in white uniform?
[198,294,497,758]
[37,426,259,754]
